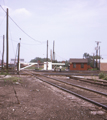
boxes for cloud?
[0,5,32,19]
[12,8,32,17]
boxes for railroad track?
[34,74,107,110]
[19,70,107,110]
[69,76,107,86]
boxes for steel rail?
[35,75,107,110]
[42,75,107,97]
[69,76,107,86]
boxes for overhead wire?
[10,39,46,45]
[0,14,6,27]
[55,53,66,61]
[48,44,67,61]
[20,45,38,61]
[0,5,41,43]
[9,28,16,56]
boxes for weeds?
[3,77,21,83]
[0,70,9,75]
[104,75,107,80]
[99,72,105,79]
[99,72,107,80]
[3,76,21,104]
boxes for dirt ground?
[0,75,107,120]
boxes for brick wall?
[70,63,92,70]
[100,63,107,71]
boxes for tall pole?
[53,40,55,62]
[50,49,52,62]
[99,46,100,70]
[53,41,54,62]
[17,43,20,74]
[2,35,5,69]
[93,53,94,68]
[6,8,9,70]
[96,49,97,68]
[47,40,48,70]
[95,41,101,69]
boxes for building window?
[73,63,76,68]
[81,63,84,68]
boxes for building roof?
[69,58,88,63]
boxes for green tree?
[30,57,51,63]
[83,52,101,68]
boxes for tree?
[83,53,90,59]
[83,52,101,68]
[30,57,51,63]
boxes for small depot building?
[69,58,92,71]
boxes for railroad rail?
[19,70,107,110]
[68,76,107,86]
[34,74,107,110]
[42,75,107,96]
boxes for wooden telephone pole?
[99,46,100,70]
[2,35,5,69]
[46,40,48,70]
[53,40,55,62]
[6,8,9,70]
[17,43,20,74]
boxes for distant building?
[69,58,92,71]
[100,60,107,71]
[10,59,24,64]
[44,62,65,70]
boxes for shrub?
[104,74,107,80]
[99,72,105,79]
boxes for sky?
[0,0,107,63]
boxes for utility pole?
[99,46,100,70]
[93,53,94,68]
[53,40,55,62]
[50,49,52,62]
[17,43,20,74]
[2,35,5,69]
[95,41,101,69]
[47,40,48,70]
[6,8,9,70]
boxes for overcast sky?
[0,0,107,62]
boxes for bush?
[99,72,105,79]
[104,75,107,80]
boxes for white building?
[44,62,65,70]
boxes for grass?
[0,70,9,75]
[89,68,98,71]
[3,77,21,83]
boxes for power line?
[0,14,6,27]
[10,38,46,45]
[55,53,67,61]
[0,5,41,43]
[9,17,41,43]
[21,45,37,55]
[9,28,16,56]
